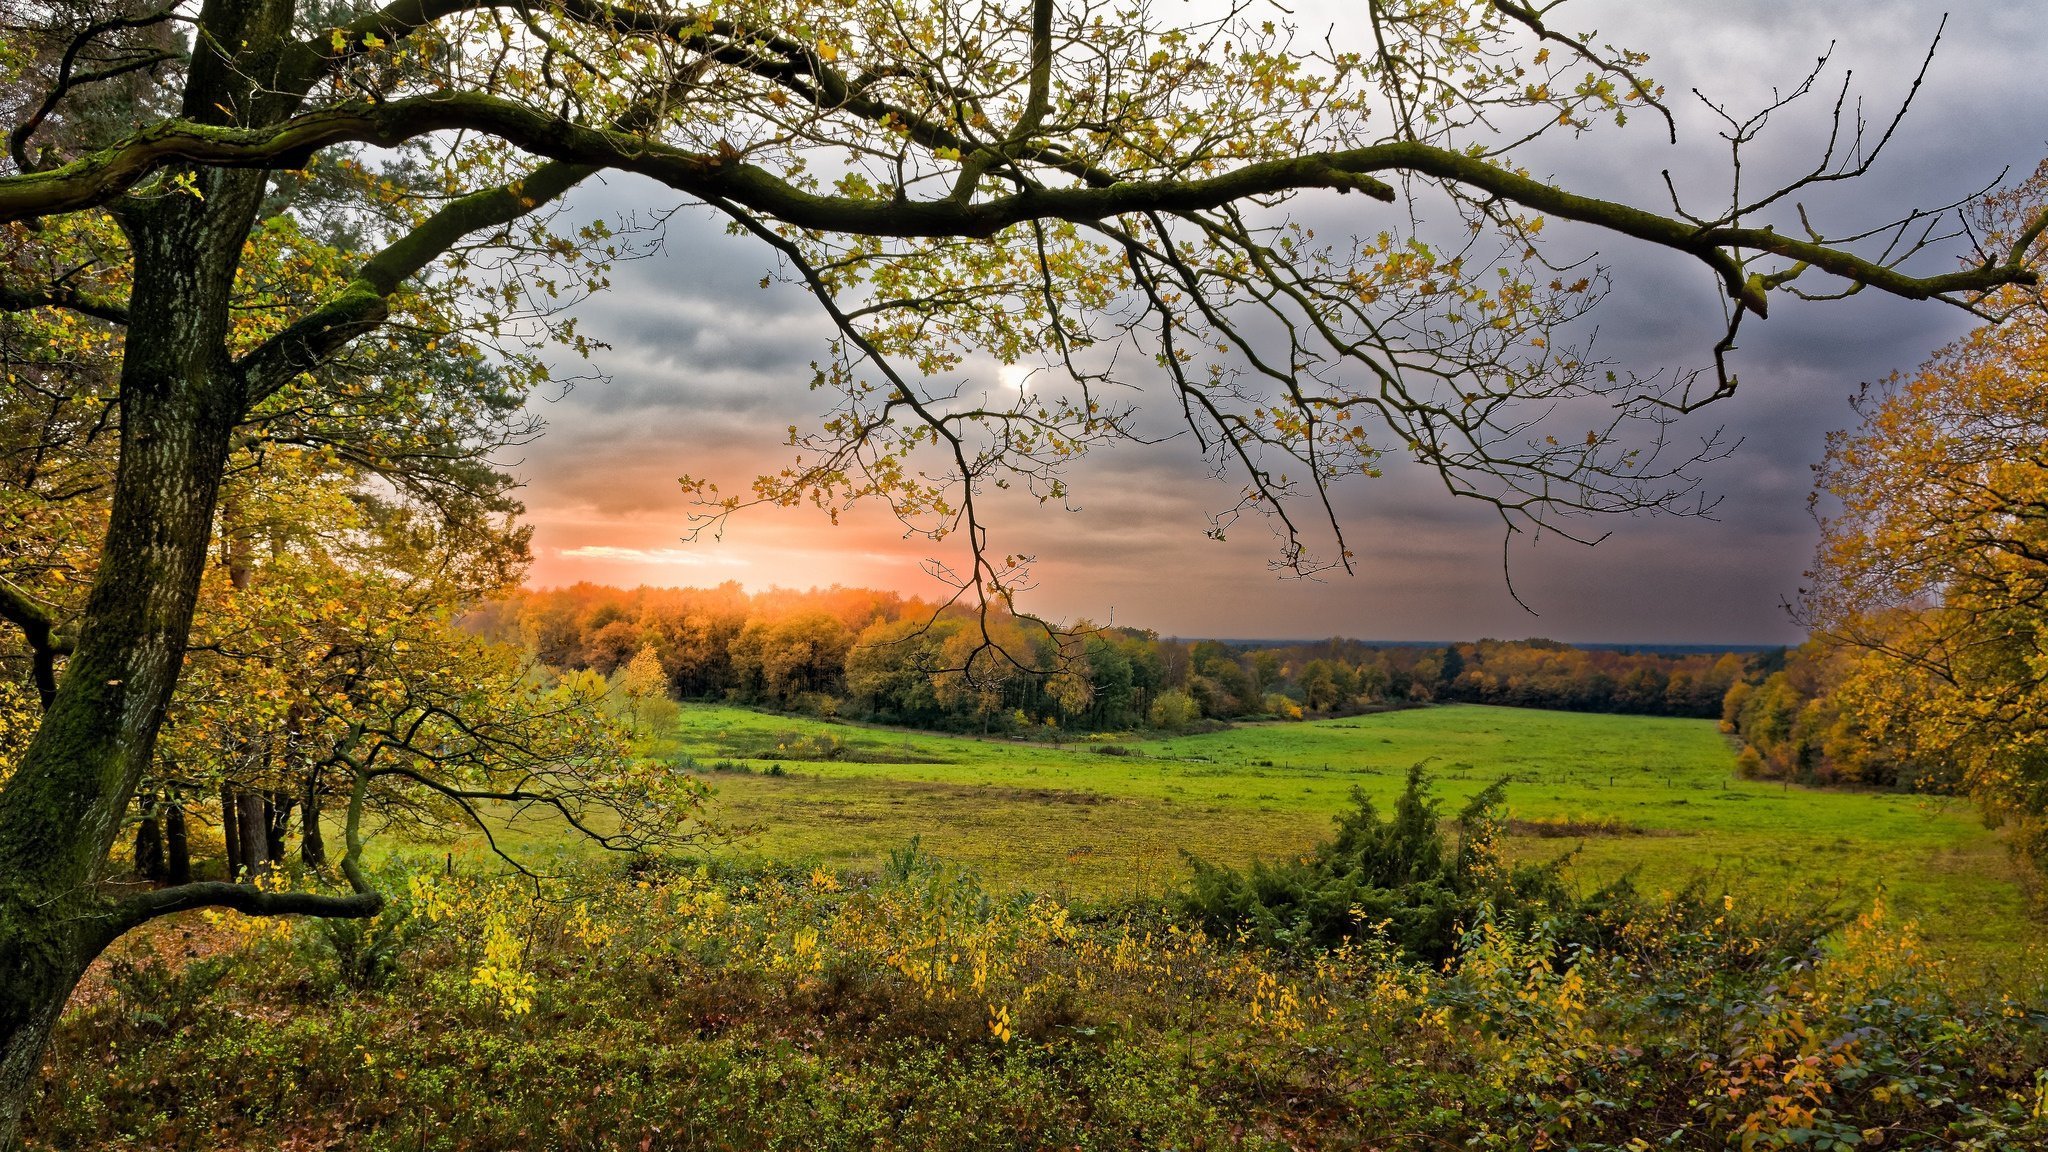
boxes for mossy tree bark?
[0,0,363,1137]
[0,164,264,1141]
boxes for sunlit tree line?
[474,584,1765,733]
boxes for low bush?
[298,881,426,994]
[1179,765,1631,960]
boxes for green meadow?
[487,702,2032,968]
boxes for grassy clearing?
[476,703,2035,968]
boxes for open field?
[481,702,2035,967]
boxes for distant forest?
[465,584,1774,734]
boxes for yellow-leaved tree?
[1804,162,2048,865]
[615,642,673,734]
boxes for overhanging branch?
[235,158,596,400]
[0,92,2031,310]
[101,883,383,947]
[0,281,130,325]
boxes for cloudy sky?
[509,0,2046,645]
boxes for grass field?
[481,702,2034,968]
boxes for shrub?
[1148,689,1200,731]
[883,835,943,883]
[1263,693,1304,720]
[300,895,426,994]
[1178,765,1597,961]
[1736,745,1767,779]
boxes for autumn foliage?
[1727,164,2048,869]
[475,584,1765,734]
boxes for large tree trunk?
[0,948,88,1152]
[0,68,280,1131]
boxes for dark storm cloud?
[516,2,2048,642]
[597,275,824,379]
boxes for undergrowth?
[31,840,2048,1151]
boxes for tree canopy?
[1799,163,2048,862]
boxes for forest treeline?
[1718,636,2008,798]
[464,583,1767,733]
[1720,642,1895,788]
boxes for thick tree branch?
[1,93,2032,311]
[0,579,70,708]
[235,158,596,399]
[0,281,130,325]
[0,93,1379,228]
[102,883,382,943]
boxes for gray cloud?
[513,2,2048,643]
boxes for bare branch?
[7,5,182,174]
